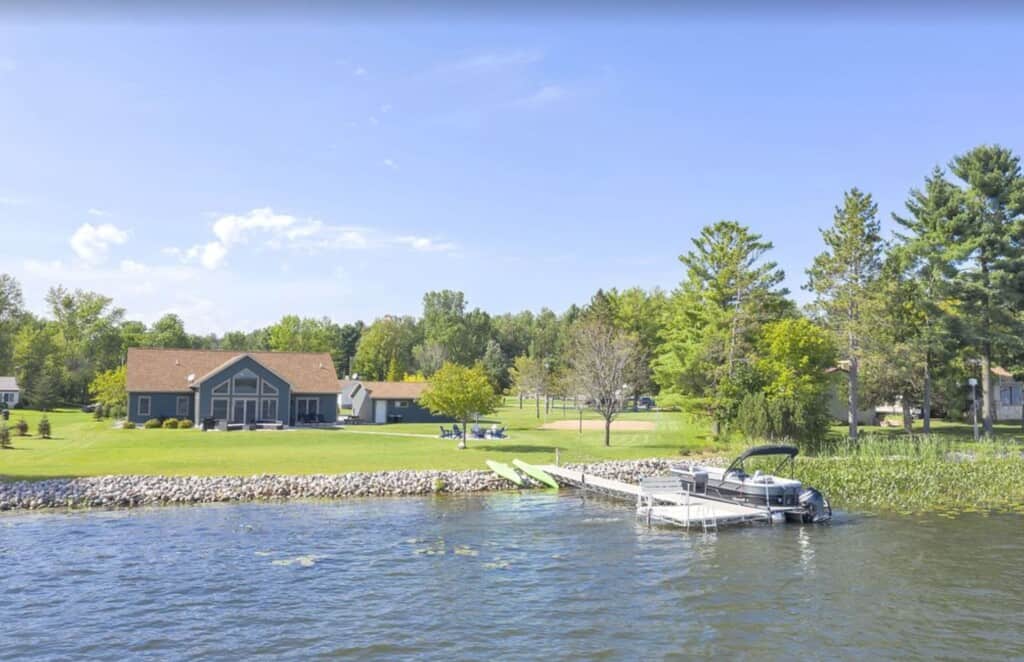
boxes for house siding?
[995,378,1023,422]
[0,390,19,407]
[351,389,450,424]
[128,392,194,424]
[291,393,338,424]
[196,355,292,425]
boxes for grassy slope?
[0,403,725,480]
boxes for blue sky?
[1,15,1022,333]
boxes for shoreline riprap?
[0,459,686,512]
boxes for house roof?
[0,376,18,391]
[126,348,339,394]
[993,366,1013,378]
[360,381,429,400]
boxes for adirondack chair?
[439,426,452,439]
[452,424,463,438]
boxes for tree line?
[1,143,1020,443]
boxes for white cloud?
[514,84,567,109]
[394,235,456,253]
[368,116,379,126]
[0,57,15,73]
[383,159,398,170]
[211,207,298,245]
[380,103,393,113]
[69,223,129,263]
[197,241,227,270]
[87,208,108,217]
[169,208,455,270]
[353,66,367,77]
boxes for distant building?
[825,365,878,426]
[0,376,20,408]
[350,381,451,424]
[337,379,360,410]
[993,367,1023,422]
[126,348,339,426]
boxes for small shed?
[0,376,20,408]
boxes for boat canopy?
[724,445,799,476]
[737,445,799,461]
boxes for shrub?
[14,418,29,436]
[179,419,194,429]
[93,403,105,420]
[0,424,10,449]
[37,416,51,439]
[122,420,137,430]
[144,418,161,429]
[162,418,179,429]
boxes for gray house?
[126,348,339,426]
[994,366,1023,422]
[0,376,19,408]
[350,381,450,424]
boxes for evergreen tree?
[654,220,791,434]
[946,145,1024,437]
[890,167,962,432]
[806,189,884,441]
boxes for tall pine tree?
[806,189,884,441]
[947,145,1024,436]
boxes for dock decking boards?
[538,465,772,529]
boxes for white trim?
[261,380,279,395]
[296,397,319,416]
[211,397,229,420]
[212,380,229,395]
[176,396,189,417]
[395,400,410,409]
[261,398,278,421]
[138,395,151,417]
[232,369,259,395]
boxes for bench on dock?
[637,476,684,509]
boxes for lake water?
[2,493,1022,660]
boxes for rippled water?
[2,493,1023,660]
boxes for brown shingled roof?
[126,348,339,393]
[360,381,429,400]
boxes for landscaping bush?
[162,418,179,429]
[93,403,105,420]
[179,419,194,429]
[37,416,51,439]
[144,418,161,429]
[14,418,29,436]
[0,423,10,449]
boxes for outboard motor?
[798,488,832,523]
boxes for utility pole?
[968,377,979,442]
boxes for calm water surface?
[2,493,1022,660]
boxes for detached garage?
[350,381,451,424]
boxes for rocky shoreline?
[0,458,693,512]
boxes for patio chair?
[494,426,507,439]
[439,426,451,438]
[471,428,486,439]
[453,424,463,438]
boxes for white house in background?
[337,379,360,410]
[0,376,20,408]
[993,366,1023,422]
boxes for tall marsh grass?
[794,434,1024,514]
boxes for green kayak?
[512,459,559,489]
[486,460,525,487]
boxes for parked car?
[81,403,98,413]
[637,396,656,410]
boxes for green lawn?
[0,402,724,480]
[2,401,1016,481]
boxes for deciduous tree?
[420,363,501,448]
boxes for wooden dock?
[537,465,771,530]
